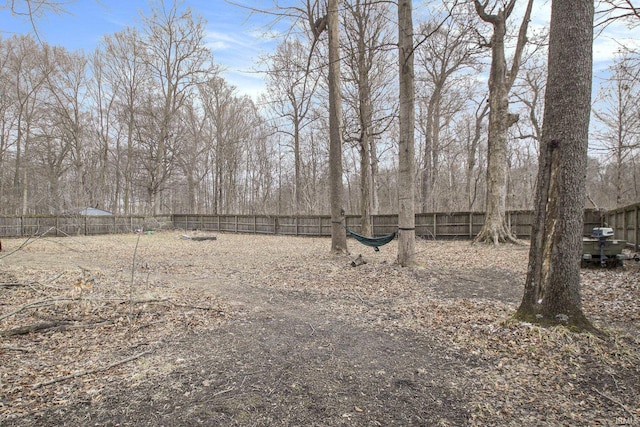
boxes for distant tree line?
[0,0,638,219]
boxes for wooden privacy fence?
[0,210,606,241]
[605,202,640,250]
[171,209,604,240]
[0,215,173,238]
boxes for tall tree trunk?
[473,0,533,244]
[397,0,416,266]
[328,0,347,253]
[358,40,373,236]
[293,117,305,214]
[517,0,596,332]
[467,103,489,210]
[370,138,380,215]
[360,138,373,236]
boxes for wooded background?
[0,1,638,222]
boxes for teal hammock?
[345,227,396,252]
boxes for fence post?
[635,205,639,251]
[433,213,437,239]
[631,205,638,250]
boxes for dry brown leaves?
[0,234,227,421]
[260,238,640,426]
[0,232,638,426]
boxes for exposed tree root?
[513,308,606,338]
[474,225,522,245]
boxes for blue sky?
[1,1,637,98]
[0,0,280,98]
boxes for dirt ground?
[0,232,638,426]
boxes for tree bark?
[328,0,347,253]
[474,0,533,244]
[517,0,597,332]
[397,0,416,266]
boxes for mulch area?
[0,232,638,426]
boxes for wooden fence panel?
[0,209,611,242]
[605,203,639,250]
[0,217,22,237]
[373,215,399,236]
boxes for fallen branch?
[1,319,114,337]
[0,297,75,322]
[0,282,25,288]
[0,227,58,260]
[211,387,234,398]
[1,344,33,352]
[180,234,217,241]
[592,387,636,419]
[167,301,221,311]
[1,321,72,337]
[2,296,170,311]
[32,350,152,389]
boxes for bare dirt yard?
[0,231,638,426]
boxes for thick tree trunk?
[328,0,347,253]
[370,139,380,215]
[294,120,303,214]
[475,16,517,244]
[358,48,373,237]
[516,0,596,332]
[473,0,533,244]
[360,140,372,236]
[397,0,416,266]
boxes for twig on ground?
[0,297,75,322]
[211,387,234,398]
[167,301,220,311]
[1,319,115,337]
[0,282,25,288]
[1,321,71,337]
[31,350,153,389]
[592,387,636,418]
[1,345,33,352]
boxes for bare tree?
[264,38,320,214]
[97,27,149,214]
[517,0,597,332]
[45,48,91,210]
[200,77,239,214]
[328,0,347,253]
[139,0,217,214]
[2,35,48,214]
[595,0,640,30]
[592,53,640,206]
[462,99,489,211]
[397,0,416,266]
[341,0,395,236]
[473,0,534,244]
[87,49,118,212]
[415,16,479,212]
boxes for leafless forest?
[0,0,638,218]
